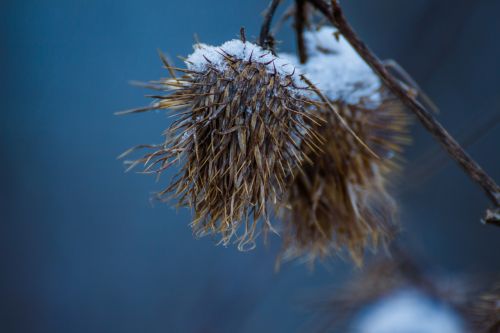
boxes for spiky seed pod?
[121,39,322,250]
[280,88,410,265]
[274,25,411,265]
[471,284,500,333]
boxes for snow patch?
[186,40,303,87]
[185,29,382,105]
[279,26,382,106]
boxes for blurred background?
[1,0,499,332]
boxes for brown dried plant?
[281,89,410,265]
[120,0,499,264]
[119,41,323,250]
[306,0,500,225]
[119,0,417,266]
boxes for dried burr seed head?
[121,25,409,262]
[273,26,411,265]
[121,39,323,250]
[281,88,410,265]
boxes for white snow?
[353,289,466,333]
[185,28,382,105]
[279,26,382,106]
[180,130,192,143]
[304,26,350,57]
[186,40,303,87]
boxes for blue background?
[1,0,499,332]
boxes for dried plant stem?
[305,0,499,225]
[259,0,282,50]
[240,27,247,43]
[294,0,308,63]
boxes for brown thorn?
[157,49,179,83]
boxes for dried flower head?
[120,38,322,250]
[278,27,410,265]
[281,91,409,264]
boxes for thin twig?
[295,0,308,63]
[240,27,247,43]
[259,0,282,51]
[305,0,500,225]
